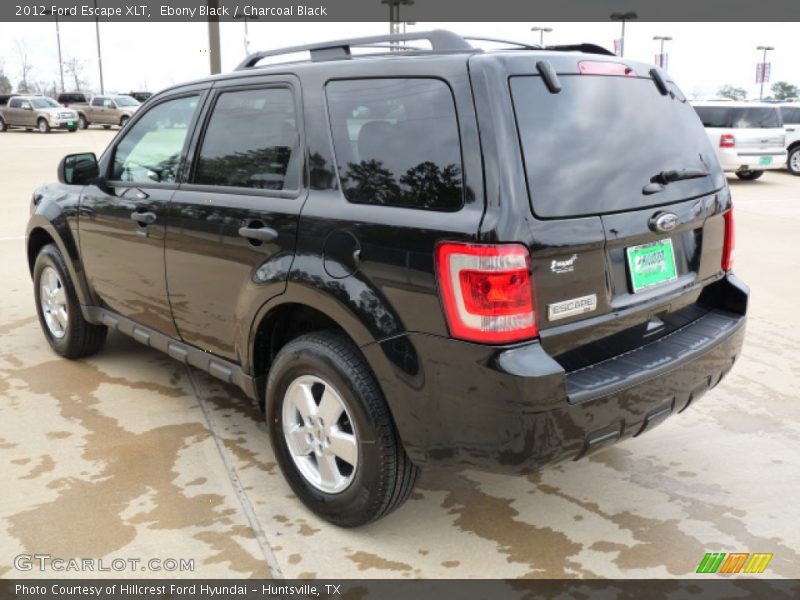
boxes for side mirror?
[58,153,100,185]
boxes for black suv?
[26,31,748,526]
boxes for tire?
[78,115,89,129]
[266,330,419,527]
[736,170,764,180]
[33,244,107,359]
[68,127,77,133]
[0,117,6,132]
[788,147,800,176]
[37,118,50,133]
[103,125,111,130]
[120,116,129,128]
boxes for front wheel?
[0,117,6,132]
[78,115,89,129]
[37,118,50,133]
[736,169,764,180]
[33,244,107,359]
[266,331,419,527]
[788,147,800,176]
[120,116,130,128]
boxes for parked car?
[26,30,747,526]
[128,91,153,103]
[692,101,786,180]
[72,94,141,129]
[0,95,78,133]
[780,104,800,175]
[57,92,90,108]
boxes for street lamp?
[531,26,552,46]
[756,45,774,101]
[93,0,105,93]
[233,13,260,56]
[653,35,672,69]
[610,11,637,57]
[382,0,414,41]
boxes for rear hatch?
[504,55,731,367]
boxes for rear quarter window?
[325,78,464,211]
[781,107,800,125]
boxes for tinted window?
[326,78,463,211]
[193,87,299,191]
[8,98,20,108]
[511,75,721,218]
[91,97,105,106]
[114,95,140,107]
[111,95,199,184]
[781,107,800,124]
[694,106,783,128]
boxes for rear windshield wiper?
[643,168,710,194]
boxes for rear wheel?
[736,170,764,180]
[102,125,111,130]
[788,147,800,176]
[68,127,77,133]
[78,115,88,129]
[33,244,107,359]
[266,331,419,527]
[37,118,50,133]
[0,117,6,132]
[120,116,130,128]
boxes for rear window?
[694,106,783,128]
[510,75,721,219]
[326,78,463,211]
[781,106,800,125]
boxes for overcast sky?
[0,21,798,99]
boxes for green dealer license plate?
[626,238,678,293]
[759,156,772,166]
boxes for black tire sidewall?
[266,338,387,525]
[33,245,78,355]
[0,117,6,132]
[789,148,800,176]
[79,116,88,129]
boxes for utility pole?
[207,0,222,74]
[93,0,104,93]
[757,45,774,101]
[382,0,413,48]
[610,12,637,57]
[531,26,552,46]
[653,35,672,69]
[54,13,64,92]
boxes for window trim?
[106,90,207,190]
[181,81,304,200]
[323,75,466,212]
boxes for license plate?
[626,238,677,293]
[66,121,74,126]
[759,156,772,166]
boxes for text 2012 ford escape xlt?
[26,31,748,526]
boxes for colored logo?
[696,552,773,574]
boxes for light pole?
[52,12,64,92]
[233,13,259,56]
[531,26,552,46]
[610,11,637,57]
[756,45,774,100]
[382,0,414,47]
[653,35,672,69]
[93,0,105,93]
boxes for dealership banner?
[4,0,800,22]
[2,579,800,599]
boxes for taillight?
[578,61,636,77]
[435,242,537,344]
[720,134,736,148]
[722,208,735,271]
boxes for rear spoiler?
[545,44,615,56]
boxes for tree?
[15,40,34,93]
[0,62,11,94]
[771,81,799,100]
[717,84,747,101]
[63,57,88,91]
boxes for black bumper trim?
[566,309,744,405]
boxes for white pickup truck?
[73,95,141,130]
[781,105,800,175]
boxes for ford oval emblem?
[650,211,679,233]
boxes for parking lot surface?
[1,130,799,579]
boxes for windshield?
[694,106,783,128]
[31,97,61,109]
[511,75,722,219]
[114,96,140,107]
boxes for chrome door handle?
[131,211,157,225]
[238,226,278,242]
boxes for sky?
[0,21,798,99]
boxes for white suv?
[692,101,786,180]
[780,105,800,176]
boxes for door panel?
[79,94,203,336]
[165,82,304,362]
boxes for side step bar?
[83,306,262,401]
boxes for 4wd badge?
[550,254,578,274]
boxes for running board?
[82,306,262,401]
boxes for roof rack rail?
[462,36,540,50]
[235,29,474,70]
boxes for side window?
[91,97,104,107]
[9,98,20,108]
[111,95,200,184]
[103,98,115,108]
[325,78,463,211]
[20,99,31,110]
[192,87,299,191]
[783,107,800,125]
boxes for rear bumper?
[718,148,787,171]
[366,273,748,473]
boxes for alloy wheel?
[39,266,68,339]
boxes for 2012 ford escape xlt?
[25,31,748,526]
